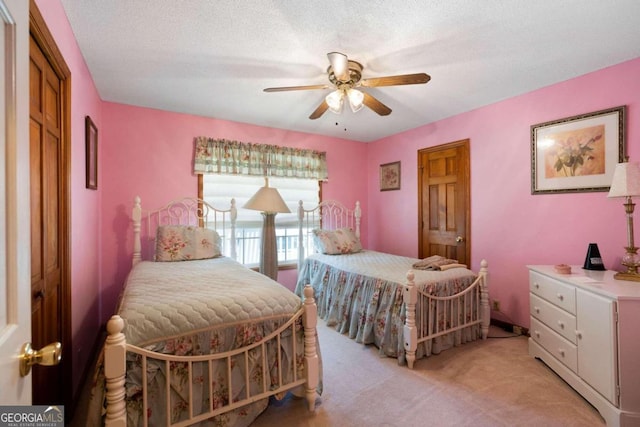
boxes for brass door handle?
[456,236,464,243]
[19,342,62,377]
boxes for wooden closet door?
[418,140,470,265]
[29,33,64,406]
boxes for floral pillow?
[312,227,362,255]
[155,225,221,261]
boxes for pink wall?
[39,0,640,400]
[100,103,368,309]
[36,0,103,400]
[368,57,640,328]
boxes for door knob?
[19,342,62,377]
[456,236,464,243]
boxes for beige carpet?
[252,321,605,427]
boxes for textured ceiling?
[60,0,640,142]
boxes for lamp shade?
[608,161,640,198]
[243,178,291,213]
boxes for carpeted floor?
[252,320,605,427]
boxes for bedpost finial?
[406,270,415,283]
[106,315,125,335]
[303,284,315,301]
[230,198,238,222]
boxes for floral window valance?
[193,136,328,180]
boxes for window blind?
[202,175,319,225]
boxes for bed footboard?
[103,285,319,426]
[403,259,489,369]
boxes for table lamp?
[243,177,291,280]
[607,159,640,281]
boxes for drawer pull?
[534,306,540,314]
[576,331,583,340]
[559,349,565,357]
[535,283,540,289]
[534,330,540,338]
[557,293,564,301]
[558,321,565,329]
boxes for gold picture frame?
[531,106,625,194]
[380,161,401,191]
[85,115,98,190]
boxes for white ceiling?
[60,0,640,143]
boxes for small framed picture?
[380,161,401,191]
[531,106,625,194]
[85,115,98,190]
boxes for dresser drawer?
[530,293,577,344]
[529,271,576,314]
[530,317,577,373]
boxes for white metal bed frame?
[102,196,320,426]
[297,199,489,369]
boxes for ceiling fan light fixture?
[347,89,364,112]
[325,89,344,114]
[263,51,429,120]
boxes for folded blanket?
[439,263,468,271]
[412,255,462,270]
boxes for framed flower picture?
[380,161,401,191]
[531,106,625,194]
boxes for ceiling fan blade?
[264,84,330,92]
[360,73,431,88]
[309,100,329,120]
[327,52,349,82]
[362,92,392,116]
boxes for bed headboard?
[296,199,361,269]
[132,196,237,265]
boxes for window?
[201,175,320,267]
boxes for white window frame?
[201,175,320,268]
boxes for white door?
[0,0,31,404]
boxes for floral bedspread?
[295,250,480,362]
[89,257,321,426]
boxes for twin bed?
[295,200,489,368]
[95,197,320,427]
[95,196,489,426]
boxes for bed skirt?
[297,256,481,363]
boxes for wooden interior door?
[29,20,70,408]
[418,139,470,265]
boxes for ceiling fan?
[263,52,431,120]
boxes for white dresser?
[528,265,640,427]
